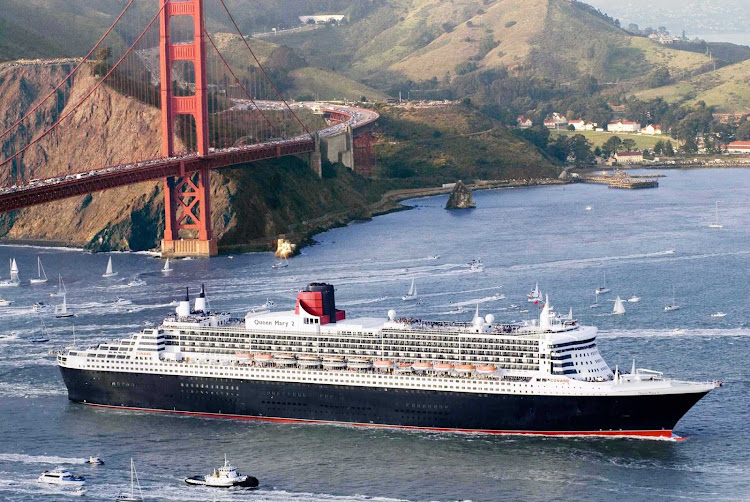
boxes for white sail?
[102,256,118,277]
[613,296,626,315]
[709,201,723,228]
[9,258,19,282]
[402,279,417,300]
[55,293,72,317]
[163,258,172,272]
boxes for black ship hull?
[60,367,709,438]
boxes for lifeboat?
[412,362,433,372]
[235,352,254,359]
[454,364,476,374]
[433,363,453,372]
[373,360,394,370]
[255,353,273,365]
[395,361,413,372]
[274,353,297,366]
[347,358,373,370]
[476,365,497,374]
[322,356,346,369]
[297,354,322,367]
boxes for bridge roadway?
[0,103,378,213]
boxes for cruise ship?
[57,283,720,438]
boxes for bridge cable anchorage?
[0,0,137,143]
[216,0,312,137]
[202,29,278,137]
[0,3,168,176]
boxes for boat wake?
[141,486,411,502]
[0,381,67,398]
[0,453,85,465]
[597,328,750,339]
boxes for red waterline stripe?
[82,403,675,439]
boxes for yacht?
[527,283,543,303]
[595,272,610,295]
[590,291,600,308]
[30,257,48,284]
[627,296,641,303]
[664,287,680,312]
[0,258,21,287]
[31,334,49,343]
[612,297,626,315]
[116,458,143,502]
[37,468,85,486]
[185,455,259,488]
[402,279,418,301]
[55,293,75,318]
[102,256,118,278]
[711,312,727,318]
[162,258,173,274]
[708,201,723,228]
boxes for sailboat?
[0,258,21,287]
[402,279,418,301]
[612,296,626,315]
[595,272,610,294]
[271,258,288,269]
[162,258,173,274]
[708,201,723,228]
[116,458,144,502]
[50,274,67,297]
[29,257,48,284]
[527,283,542,303]
[664,286,680,312]
[102,256,118,278]
[55,292,75,318]
[590,291,600,308]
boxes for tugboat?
[37,467,86,486]
[185,455,258,488]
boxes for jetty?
[578,171,659,189]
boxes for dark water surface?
[0,168,748,501]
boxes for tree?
[93,46,112,77]
[653,140,665,155]
[736,120,750,141]
[602,136,622,157]
[647,67,671,88]
[664,141,675,157]
[622,138,637,151]
[568,134,596,164]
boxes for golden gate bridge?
[0,0,377,256]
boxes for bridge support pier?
[160,169,217,257]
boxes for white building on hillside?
[608,120,641,133]
[641,124,663,135]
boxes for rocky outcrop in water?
[445,180,475,209]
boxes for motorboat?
[627,296,641,303]
[33,301,47,311]
[427,255,440,260]
[271,259,288,269]
[595,272,610,295]
[468,258,483,272]
[491,293,506,300]
[402,278,418,301]
[585,206,592,211]
[672,329,686,335]
[127,278,146,287]
[37,468,85,486]
[30,257,48,284]
[185,455,258,488]
[85,456,104,465]
[102,256,118,278]
[0,298,11,307]
[711,312,727,318]
[116,458,143,501]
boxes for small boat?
[491,293,506,300]
[297,354,322,367]
[711,312,727,318]
[595,272,610,295]
[273,353,297,366]
[395,361,413,372]
[322,356,346,369]
[476,365,497,374]
[0,258,21,287]
[37,467,85,486]
[585,206,592,211]
[411,362,433,372]
[55,293,75,318]
[672,328,686,335]
[627,296,641,303]
[271,259,288,269]
[527,283,543,303]
[50,274,67,298]
[708,201,723,228]
[432,363,453,372]
[402,278,418,301]
[454,364,476,374]
[185,455,258,488]
[260,299,275,309]
[664,286,680,312]
[33,301,46,311]
[373,360,394,370]
[30,257,49,284]
[0,298,11,307]
[347,358,373,370]
[590,291,600,308]
[162,258,173,273]
[254,353,273,365]
[116,458,143,501]
[102,256,118,278]
[85,456,104,465]
[519,309,529,314]
[612,296,626,315]
[127,278,146,287]
[468,258,483,272]
[31,334,49,343]
[508,304,519,310]
[427,255,440,260]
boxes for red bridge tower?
[158,0,217,257]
